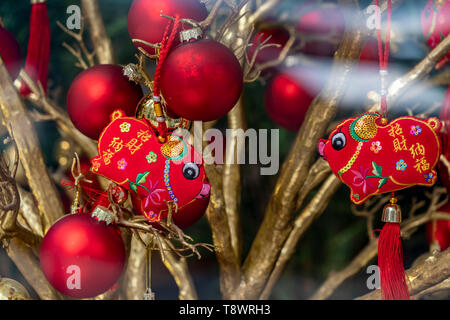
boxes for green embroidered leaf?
[136,172,150,185]
[372,161,383,177]
[378,178,387,189]
[129,182,137,193]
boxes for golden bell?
[382,198,402,223]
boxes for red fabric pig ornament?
[90,110,210,229]
[318,112,441,204]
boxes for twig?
[56,20,95,68]
[20,70,98,159]
[81,0,115,64]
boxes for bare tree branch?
[81,0,115,64]
[0,59,64,230]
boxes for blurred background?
[0,0,448,300]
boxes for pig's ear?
[349,113,379,142]
[317,139,327,159]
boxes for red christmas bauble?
[0,26,22,80]
[67,65,143,140]
[160,39,243,121]
[295,3,345,57]
[421,0,450,69]
[40,213,126,299]
[439,86,450,192]
[426,201,450,251]
[248,27,290,66]
[265,67,322,131]
[128,0,207,56]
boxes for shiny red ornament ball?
[439,86,450,193]
[40,213,126,299]
[0,26,22,80]
[421,0,450,70]
[128,0,207,56]
[67,64,143,140]
[160,39,243,121]
[248,27,290,66]
[265,67,322,131]
[426,201,450,251]
[295,4,345,57]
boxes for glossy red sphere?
[426,201,450,251]
[0,26,22,80]
[67,64,143,140]
[40,213,126,299]
[439,86,450,193]
[128,0,207,56]
[295,5,345,57]
[248,27,290,66]
[265,67,322,131]
[421,0,450,69]
[160,39,243,121]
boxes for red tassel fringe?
[20,2,51,96]
[378,222,410,300]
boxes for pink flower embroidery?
[117,158,128,170]
[143,180,165,209]
[351,166,376,195]
[370,141,382,154]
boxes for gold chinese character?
[109,137,124,152]
[409,143,425,159]
[102,149,114,165]
[388,123,403,138]
[414,157,430,173]
[393,136,407,152]
[126,138,143,155]
[137,129,152,142]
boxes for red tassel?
[378,222,410,300]
[20,0,51,96]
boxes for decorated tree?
[0,0,449,301]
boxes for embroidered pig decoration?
[318,112,441,204]
[90,110,210,229]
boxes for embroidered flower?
[143,180,165,208]
[370,141,382,154]
[146,152,157,164]
[410,125,422,136]
[117,158,128,170]
[424,172,434,183]
[120,122,131,133]
[351,165,376,195]
[396,160,407,171]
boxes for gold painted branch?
[81,0,115,64]
[0,59,64,230]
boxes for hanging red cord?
[152,15,181,142]
[375,0,392,123]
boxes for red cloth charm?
[421,0,450,70]
[318,112,441,204]
[90,110,210,229]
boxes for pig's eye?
[331,132,346,151]
[182,162,200,180]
